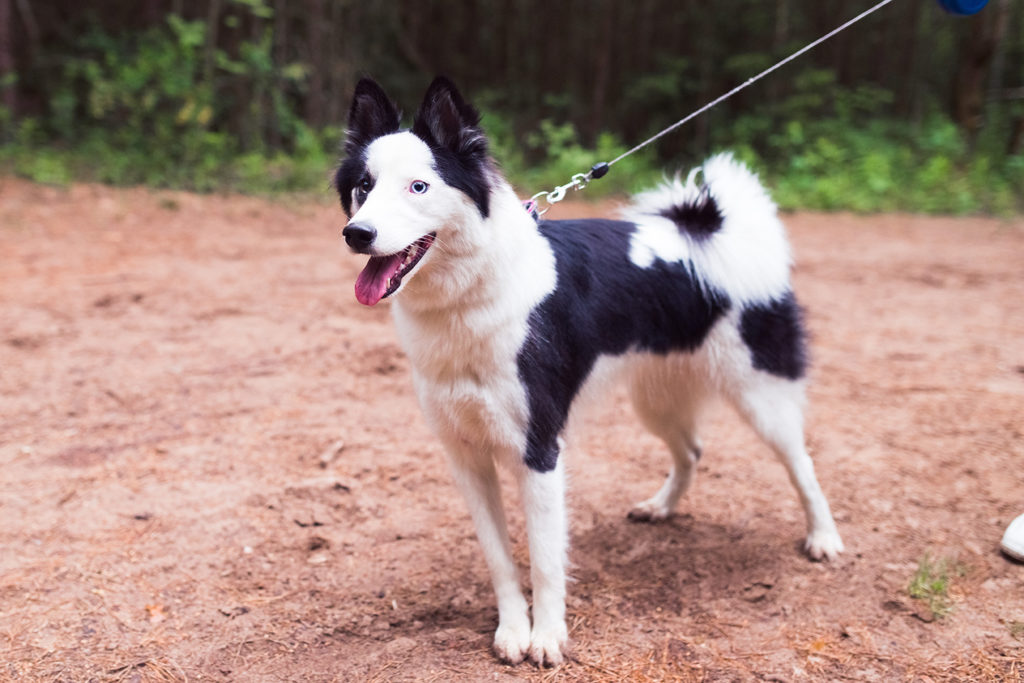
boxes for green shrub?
[483,111,661,201]
[0,3,338,196]
[1,25,1020,214]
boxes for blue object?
[937,0,988,15]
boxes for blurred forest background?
[0,0,1021,212]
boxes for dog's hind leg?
[447,450,532,664]
[627,371,704,522]
[729,377,844,560]
[517,454,569,666]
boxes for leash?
[527,0,981,215]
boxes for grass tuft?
[908,553,964,620]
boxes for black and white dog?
[335,77,843,666]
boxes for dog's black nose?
[343,223,376,253]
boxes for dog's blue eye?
[410,180,429,195]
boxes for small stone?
[318,440,345,468]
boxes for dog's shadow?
[390,512,796,644]
[568,512,793,619]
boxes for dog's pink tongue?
[354,254,403,306]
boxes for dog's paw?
[493,619,532,664]
[528,622,568,667]
[804,528,845,561]
[627,499,671,523]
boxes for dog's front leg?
[446,451,532,663]
[518,455,569,666]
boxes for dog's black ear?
[412,77,492,217]
[344,78,401,156]
[412,77,486,156]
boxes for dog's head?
[335,77,493,306]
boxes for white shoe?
[1001,514,1024,562]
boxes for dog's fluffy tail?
[622,153,794,306]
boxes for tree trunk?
[270,0,287,149]
[770,0,791,105]
[0,0,15,115]
[203,0,222,87]
[587,0,614,143]
[952,0,1010,143]
[305,0,325,128]
[985,0,1012,103]
[896,0,923,117]
[1009,116,1024,156]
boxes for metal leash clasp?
[530,172,592,216]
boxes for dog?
[334,76,844,666]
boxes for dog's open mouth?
[354,233,436,306]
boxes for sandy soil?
[1,177,1023,682]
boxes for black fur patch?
[517,220,731,472]
[334,158,369,218]
[411,77,492,218]
[344,78,401,157]
[336,78,401,217]
[658,189,723,240]
[739,292,808,380]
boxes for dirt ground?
[1,177,1022,682]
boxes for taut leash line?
[529,0,898,214]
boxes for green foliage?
[0,3,335,194]
[480,85,1022,215]
[711,70,1022,215]
[624,56,698,123]
[11,149,72,186]
[483,112,660,199]
[908,553,964,620]
[0,11,1021,212]
[478,61,1022,214]
[1010,621,1024,640]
